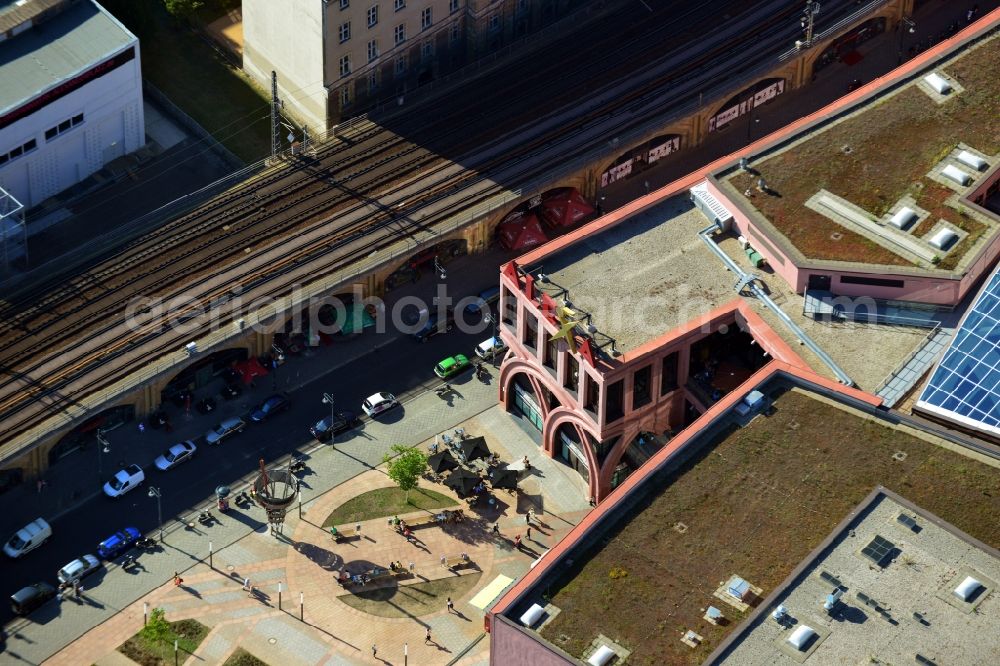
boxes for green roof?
[0,1,136,114]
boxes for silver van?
[3,518,52,558]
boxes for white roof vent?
[787,625,817,651]
[587,645,616,666]
[890,207,917,229]
[942,164,972,186]
[954,575,983,601]
[519,603,545,628]
[957,150,987,171]
[929,228,958,250]
[924,72,952,94]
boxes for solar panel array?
[918,269,1000,430]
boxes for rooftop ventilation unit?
[823,587,844,611]
[690,181,734,230]
[771,605,788,623]
[942,164,971,186]
[957,150,987,171]
[787,625,817,651]
[928,228,958,250]
[587,645,616,666]
[924,72,951,94]
[519,603,545,628]
[184,342,198,355]
[953,575,983,602]
[889,207,917,230]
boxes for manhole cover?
[268,638,277,645]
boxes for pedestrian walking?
[526,525,532,540]
[242,577,251,591]
[492,522,500,536]
[247,585,256,599]
[371,644,377,658]
[173,572,183,586]
[73,580,81,599]
[408,561,415,573]
[425,627,432,643]
[447,596,454,613]
[514,534,522,550]
[527,508,535,525]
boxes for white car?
[103,464,145,498]
[362,392,398,417]
[205,417,246,445]
[57,554,101,584]
[475,336,508,360]
[154,440,197,471]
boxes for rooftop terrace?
[531,384,1000,665]
[712,489,1000,665]
[533,196,735,353]
[718,33,1000,272]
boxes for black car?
[412,308,455,342]
[310,411,358,442]
[250,393,291,422]
[11,582,56,615]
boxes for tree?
[163,0,203,18]
[383,445,427,503]
[140,607,171,644]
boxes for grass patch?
[118,618,210,666]
[338,573,482,618]
[729,36,1000,267]
[541,389,1000,665]
[323,487,457,526]
[97,0,271,163]
[222,648,270,666]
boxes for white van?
[3,518,52,558]
[476,336,508,360]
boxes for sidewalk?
[600,0,993,208]
[35,404,590,665]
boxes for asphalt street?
[0,304,494,628]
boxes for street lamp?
[899,17,916,62]
[96,428,111,477]
[798,0,821,48]
[148,486,164,541]
[322,393,336,424]
[433,255,447,280]
[483,313,500,367]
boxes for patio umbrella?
[428,450,459,474]
[459,436,491,462]
[215,485,231,499]
[490,466,519,491]
[444,468,480,496]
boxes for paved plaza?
[35,402,589,665]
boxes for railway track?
[0,0,869,455]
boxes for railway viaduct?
[2,0,913,481]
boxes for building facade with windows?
[0,0,144,210]
[242,0,585,129]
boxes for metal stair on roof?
[876,326,953,408]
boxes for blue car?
[250,393,290,422]
[97,527,141,560]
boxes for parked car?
[10,582,57,615]
[3,518,52,559]
[250,393,291,422]
[57,554,101,585]
[463,286,501,315]
[434,354,472,379]
[205,417,246,445]
[310,411,358,442]
[362,392,399,417]
[412,308,455,342]
[475,336,508,360]
[103,464,145,498]
[96,527,141,560]
[153,440,197,471]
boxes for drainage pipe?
[698,222,855,386]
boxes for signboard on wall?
[600,159,633,187]
[647,136,681,164]
[708,79,786,132]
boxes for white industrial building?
[0,0,144,212]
